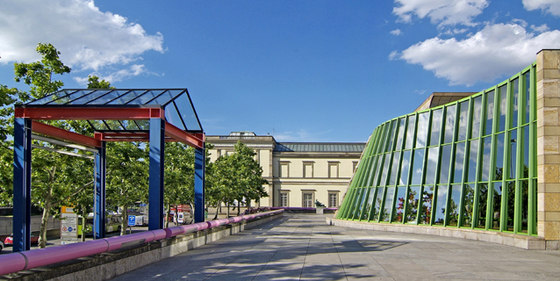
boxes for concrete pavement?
[110,214,560,280]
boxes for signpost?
[61,206,79,244]
[128,215,136,234]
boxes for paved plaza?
[111,214,560,280]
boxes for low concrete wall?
[326,217,547,250]
[6,212,282,281]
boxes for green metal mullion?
[445,104,460,227]
[458,98,474,228]
[358,187,371,221]
[500,79,514,232]
[528,65,537,235]
[415,111,433,224]
[514,72,525,233]
[486,85,500,229]
[403,113,418,223]
[340,186,357,219]
[351,188,366,220]
[473,93,487,229]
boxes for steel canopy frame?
[13,101,205,252]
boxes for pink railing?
[0,209,283,276]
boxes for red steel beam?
[164,122,204,149]
[15,107,163,120]
[94,132,150,142]
[32,121,102,148]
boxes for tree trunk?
[165,203,171,228]
[120,204,128,236]
[237,201,241,216]
[81,216,86,242]
[226,202,230,218]
[39,186,53,248]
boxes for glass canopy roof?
[26,89,203,132]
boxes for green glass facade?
[337,63,537,236]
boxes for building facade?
[336,49,560,249]
[206,132,365,208]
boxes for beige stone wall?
[536,49,560,243]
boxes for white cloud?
[391,29,403,36]
[393,0,489,26]
[523,0,560,16]
[388,50,400,60]
[531,24,550,33]
[397,23,560,86]
[0,0,163,77]
[74,64,154,85]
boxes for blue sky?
[1,0,559,142]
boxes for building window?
[328,193,338,208]
[303,162,314,178]
[280,192,289,207]
[217,149,222,157]
[302,192,314,208]
[328,162,339,178]
[279,162,289,178]
[353,161,359,173]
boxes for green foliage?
[206,141,268,215]
[87,75,114,89]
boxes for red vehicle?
[4,233,40,246]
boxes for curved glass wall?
[338,63,537,236]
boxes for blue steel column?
[94,142,106,239]
[13,117,32,252]
[149,118,165,230]
[194,144,205,223]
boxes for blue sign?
[128,215,136,227]
[68,227,73,232]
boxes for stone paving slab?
[110,214,560,281]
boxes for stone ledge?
[326,217,548,250]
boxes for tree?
[87,75,114,89]
[206,141,268,217]
[106,142,149,235]
[163,142,194,227]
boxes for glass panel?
[462,184,475,227]
[453,142,466,183]
[405,115,416,149]
[495,134,505,181]
[425,147,438,185]
[492,182,502,230]
[71,90,109,105]
[434,185,448,225]
[105,120,124,130]
[420,186,434,225]
[165,103,186,130]
[498,84,507,132]
[395,118,406,150]
[392,187,405,223]
[28,89,75,105]
[524,72,531,124]
[481,137,492,181]
[108,90,145,105]
[477,183,488,229]
[406,186,421,223]
[471,96,482,138]
[506,181,516,231]
[120,120,141,130]
[523,126,530,178]
[416,112,429,148]
[520,180,529,233]
[387,120,397,152]
[382,187,395,222]
[508,130,517,179]
[136,120,150,130]
[411,149,425,185]
[357,188,369,220]
[389,152,400,186]
[467,140,478,182]
[485,90,495,135]
[372,155,383,187]
[152,90,176,106]
[444,105,457,143]
[457,101,469,141]
[364,187,376,221]
[511,78,519,128]
[379,153,392,186]
[174,94,202,131]
[430,109,443,146]
[86,90,124,105]
[89,120,109,131]
[372,187,385,221]
[448,184,462,226]
[128,90,159,105]
[439,145,452,184]
[51,90,90,105]
[352,189,365,219]
[399,151,411,185]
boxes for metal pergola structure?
[13,89,206,252]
